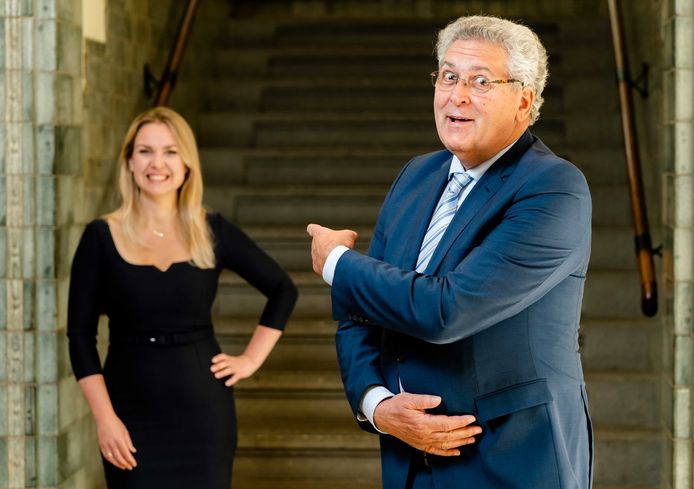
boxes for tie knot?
[448,172,472,194]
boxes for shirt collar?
[448,137,520,180]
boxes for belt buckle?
[148,333,173,346]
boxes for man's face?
[433,39,534,168]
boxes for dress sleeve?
[215,214,298,330]
[67,220,106,380]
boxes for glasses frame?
[430,70,524,93]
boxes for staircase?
[195,13,663,489]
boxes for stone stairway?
[196,15,663,489]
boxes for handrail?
[607,0,658,317]
[144,0,201,106]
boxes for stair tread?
[217,318,336,336]
[206,183,389,196]
[204,181,628,193]
[199,109,564,123]
[199,145,627,157]
[235,369,343,392]
[220,270,323,286]
[238,421,378,450]
[232,481,378,489]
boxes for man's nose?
[450,80,472,105]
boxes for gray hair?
[436,15,548,124]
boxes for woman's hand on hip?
[210,353,260,386]
[95,413,137,470]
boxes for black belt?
[109,328,213,347]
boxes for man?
[307,15,593,489]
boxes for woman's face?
[128,122,188,200]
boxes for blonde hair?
[111,106,215,268]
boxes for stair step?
[213,48,437,78]
[590,184,633,226]
[580,319,660,372]
[233,449,379,488]
[204,80,568,116]
[223,19,561,48]
[198,111,441,148]
[222,17,611,47]
[589,226,638,270]
[233,224,634,268]
[212,43,612,77]
[236,392,350,419]
[233,368,343,392]
[208,226,636,273]
[201,151,405,186]
[205,77,617,118]
[199,145,628,187]
[233,429,661,489]
[221,335,338,370]
[217,317,336,337]
[203,182,629,228]
[215,271,331,319]
[581,271,643,319]
[232,478,379,489]
[196,110,620,149]
[567,147,629,185]
[593,429,663,487]
[214,268,643,321]
[237,415,377,450]
[585,372,660,429]
[206,191,385,227]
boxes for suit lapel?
[395,154,452,270]
[424,130,536,274]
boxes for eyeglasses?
[430,70,524,93]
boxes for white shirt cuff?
[321,245,350,285]
[359,385,395,434]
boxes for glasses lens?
[470,75,491,93]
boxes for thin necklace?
[151,229,165,238]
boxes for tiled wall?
[1,0,226,488]
[0,0,70,487]
[664,1,694,488]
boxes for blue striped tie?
[415,172,473,273]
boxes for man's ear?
[516,86,535,123]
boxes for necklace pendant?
[151,229,165,238]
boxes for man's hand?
[373,393,482,456]
[306,223,358,275]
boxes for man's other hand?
[373,393,482,456]
[306,223,358,275]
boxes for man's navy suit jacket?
[333,131,593,489]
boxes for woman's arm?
[67,222,136,470]
[77,374,137,470]
[210,325,282,386]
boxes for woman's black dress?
[67,213,297,488]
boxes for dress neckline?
[100,219,191,273]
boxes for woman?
[67,107,298,488]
